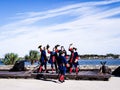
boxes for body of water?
[78,59,120,65]
[0,61,4,65]
[23,59,120,66]
[0,59,120,66]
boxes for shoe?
[45,70,49,73]
[59,80,64,83]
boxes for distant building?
[119,55,120,59]
[106,56,113,59]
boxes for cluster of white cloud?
[0,0,120,57]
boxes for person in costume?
[73,47,79,74]
[38,45,48,73]
[46,44,58,73]
[68,44,79,74]
[57,51,69,83]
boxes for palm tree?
[3,53,19,65]
[28,50,40,65]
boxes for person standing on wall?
[38,45,48,73]
[68,43,79,74]
[57,51,69,83]
[46,44,58,73]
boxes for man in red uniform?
[73,47,79,74]
[38,45,48,73]
[57,51,69,83]
[46,44,58,73]
[68,44,79,74]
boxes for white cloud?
[0,0,120,57]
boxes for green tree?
[106,53,114,57]
[3,53,19,65]
[28,50,40,65]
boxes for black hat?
[55,44,60,49]
[38,45,42,48]
[73,47,77,50]
[46,44,50,49]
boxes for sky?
[0,0,120,58]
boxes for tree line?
[0,51,120,65]
[2,50,40,65]
[80,54,120,59]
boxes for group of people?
[38,43,79,82]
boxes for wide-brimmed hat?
[38,45,42,48]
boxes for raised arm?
[38,45,42,51]
[69,43,73,51]
[46,44,51,53]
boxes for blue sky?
[0,0,120,58]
